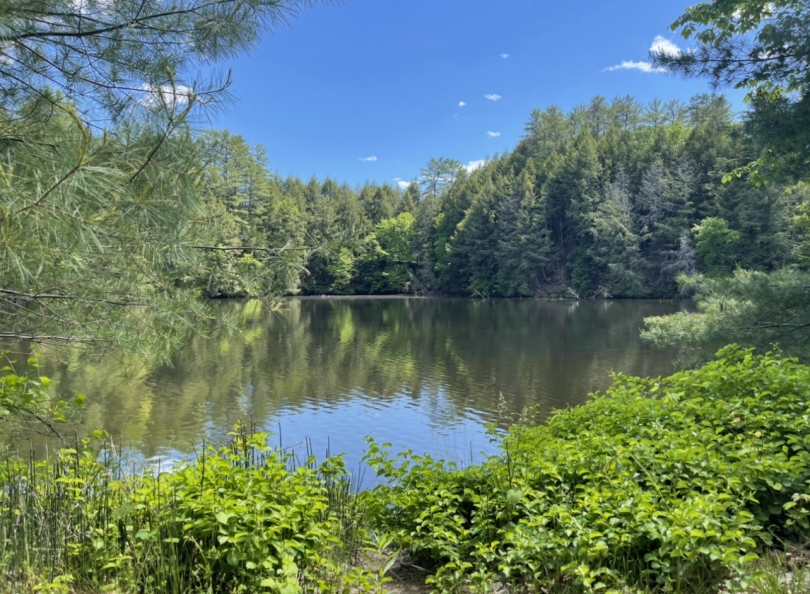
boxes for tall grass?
[744,548,810,594]
[0,424,377,593]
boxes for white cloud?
[359,156,378,162]
[464,160,487,173]
[397,180,411,190]
[140,84,195,108]
[501,53,510,59]
[71,0,114,16]
[650,35,682,58]
[605,36,683,74]
[0,43,16,66]
[487,131,501,138]
[605,60,666,73]
[484,94,502,101]
[459,101,466,107]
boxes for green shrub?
[0,356,85,431]
[362,346,810,593]
[0,424,380,593]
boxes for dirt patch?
[360,551,434,593]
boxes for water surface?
[8,298,685,473]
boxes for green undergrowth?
[0,423,390,594]
[361,346,810,593]
[3,346,810,593]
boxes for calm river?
[7,298,685,475]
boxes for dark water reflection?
[5,298,685,473]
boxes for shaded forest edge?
[196,94,808,301]
[2,347,810,593]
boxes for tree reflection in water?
[2,298,684,471]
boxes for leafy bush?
[0,424,381,593]
[362,347,810,593]
[0,356,85,433]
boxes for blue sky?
[211,0,744,187]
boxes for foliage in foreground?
[642,268,810,363]
[0,355,86,436]
[362,347,810,593]
[0,425,386,594]
[4,349,810,593]
[653,0,810,183]
[0,0,322,360]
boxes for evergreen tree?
[497,168,553,296]
[716,181,796,271]
[358,184,402,225]
[612,95,644,131]
[399,182,420,215]
[589,171,646,296]
[419,158,464,201]
[0,0,321,357]
[494,172,525,296]
[654,0,810,182]
[644,99,667,128]
[543,132,603,294]
[523,106,572,160]
[636,157,695,291]
[452,175,503,296]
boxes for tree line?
[197,94,808,301]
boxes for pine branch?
[0,289,147,307]
[3,2,233,43]
[191,245,312,252]
[0,334,95,343]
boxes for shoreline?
[279,294,690,302]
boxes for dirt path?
[360,552,433,593]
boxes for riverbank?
[2,346,809,593]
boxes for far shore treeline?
[194,95,806,301]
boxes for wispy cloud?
[359,156,378,162]
[0,43,15,66]
[605,36,682,74]
[464,160,487,173]
[484,94,502,101]
[487,131,501,138]
[397,180,411,190]
[605,61,666,73]
[71,0,114,14]
[459,101,466,107]
[140,84,195,108]
[500,53,509,59]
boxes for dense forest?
[197,95,808,300]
